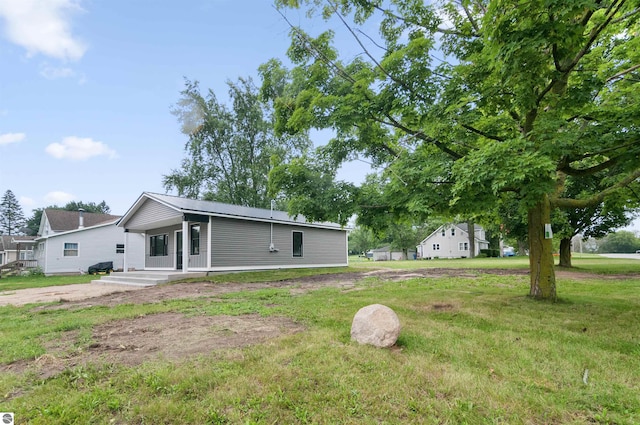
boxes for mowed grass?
[0,263,639,423]
[0,273,95,292]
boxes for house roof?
[44,209,121,232]
[118,192,346,231]
[0,235,36,251]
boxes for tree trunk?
[517,239,528,256]
[467,221,475,258]
[558,237,572,268]
[528,194,557,301]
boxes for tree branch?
[536,0,626,106]
[552,168,640,209]
[460,123,505,142]
[607,63,640,82]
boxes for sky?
[0,0,637,232]
[0,0,370,218]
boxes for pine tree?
[0,190,26,235]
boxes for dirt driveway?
[0,283,142,307]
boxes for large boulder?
[350,304,401,348]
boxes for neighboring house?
[369,246,417,261]
[116,192,349,273]
[417,223,490,259]
[34,209,145,275]
[0,235,36,265]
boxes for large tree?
[266,0,640,300]
[164,77,312,209]
[0,189,25,235]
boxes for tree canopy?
[164,77,312,209]
[265,0,640,300]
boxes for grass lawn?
[0,274,95,292]
[0,261,638,423]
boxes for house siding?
[126,199,181,229]
[188,222,208,269]
[418,225,488,259]
[146,225,179,269]
[145,223,209,269]
[38,225,145,274]
[209,217,346,269]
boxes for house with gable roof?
[417,223,490,259]
[34,209,145,275]
[116,192,348,273]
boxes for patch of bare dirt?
[1,313,305,381]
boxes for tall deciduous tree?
[348,225,377,255]
[266,0,640,300]
[164,77,312,209]
[0,189,25,235]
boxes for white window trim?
[63,242,79,257]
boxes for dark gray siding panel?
[210,217,346,268]
[127,199,180,228]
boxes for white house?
[417,223,490,259]
[34,209,145,275]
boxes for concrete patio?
[92,270,208,287]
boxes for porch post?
[123,229,129,272]
[182,220,189,273]
[207,216,212,269]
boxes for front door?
[176,231,183,270]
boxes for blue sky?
[0,1,637,232]
[0,0,368,217]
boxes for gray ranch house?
[117,192,349,273]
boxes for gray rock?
[350,304,401,348]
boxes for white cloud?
[19,196,36,209]
[45,136,117,160]
[44,190,75,205]
[0,0,87,61]
[0,132,25,145]
[40,63,75,79]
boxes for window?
[116,243,125,254]
[451,229,456,236]
[190,224,200,255]
[63,242,78,257]
[150,234,168,256]
[441,229,445,236]
[432,243,440,250]
[459,242,469,251]
[292,231,303,257]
